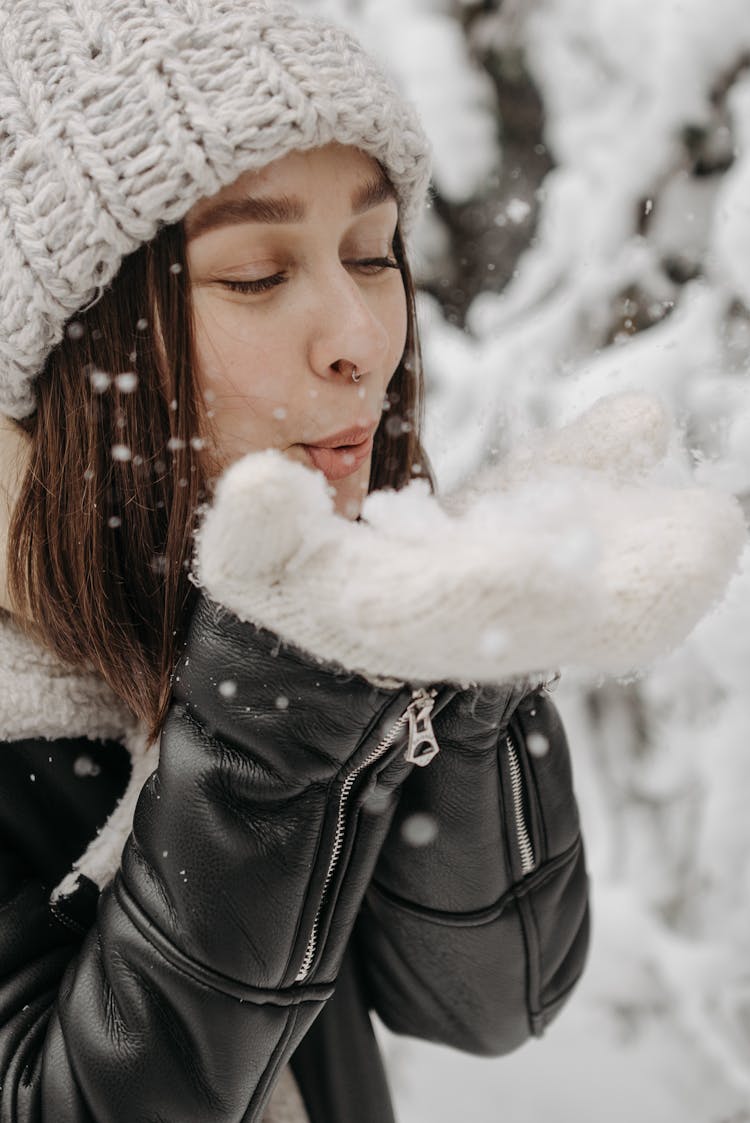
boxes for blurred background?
[301,2,750,1118]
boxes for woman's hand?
[194,393,745,686]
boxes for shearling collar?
[0,608,158,899]
[0,609,136,744]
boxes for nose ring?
[351,365,362,383]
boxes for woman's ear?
[0,418,31,615]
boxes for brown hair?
[7,222,433,740]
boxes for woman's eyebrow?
[351,175,397,214]
[185,194,305,238]
[186,176,397,239]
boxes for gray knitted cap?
[0,0,431,420]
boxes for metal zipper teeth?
[295,689,432,984]
[506,733,536,876]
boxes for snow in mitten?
[451,392,674,514]
[194,413,745,685]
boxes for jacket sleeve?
[0,595,421,1122]
[355,683,590,1056]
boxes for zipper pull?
[404,689,440,767]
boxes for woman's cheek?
[195,303,281,401]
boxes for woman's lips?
[302,434,374,481]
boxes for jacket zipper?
[506,731,536,876]
[295,688,440,983]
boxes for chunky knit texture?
[195,394,746,685]
[0,0,431,419]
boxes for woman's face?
[185,143,408,518]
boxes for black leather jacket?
[0,595,589,1121]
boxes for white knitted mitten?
[195,394,745,685]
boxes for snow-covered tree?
[299,2,750,1117]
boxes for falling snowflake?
[505,198,531,224]
[90,369,111,393]
[401,813,438,847]
[526,732,550,758]
[73,754,102,778]
[115,372,138,393]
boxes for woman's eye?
[217,258,398,294]
[348,256,400,275]
[220,273,287,294]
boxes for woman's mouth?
[301,426,375,481]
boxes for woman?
[0,1,740,1120]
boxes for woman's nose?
[308,267,389,381]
